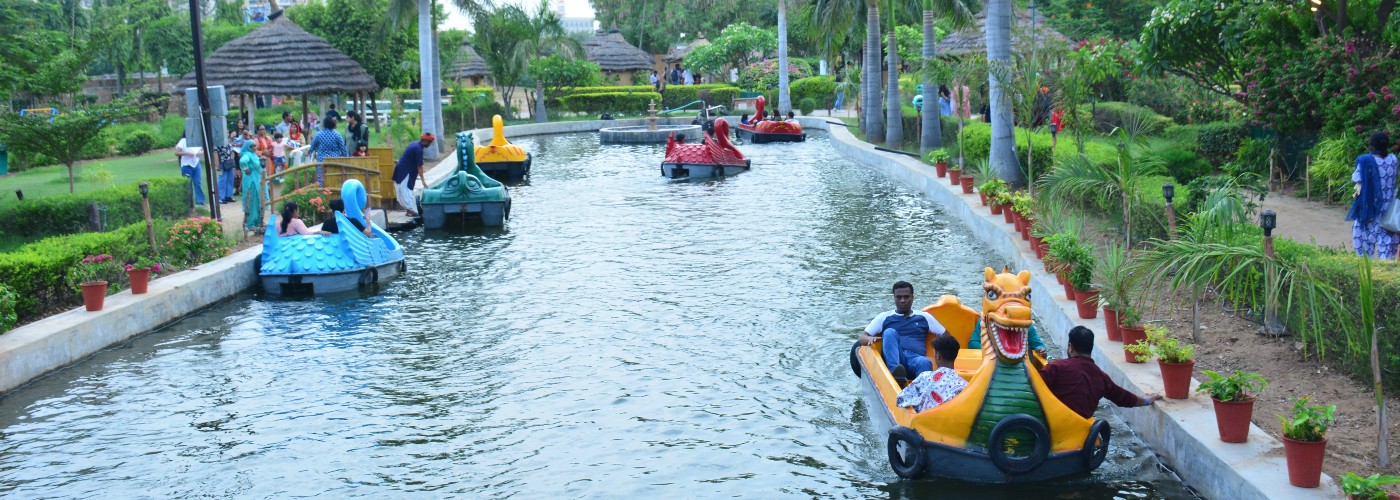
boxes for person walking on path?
[238,140,265,232]
[1347,131,1400,259]
[392,133,435,217]
[175,136,207,205]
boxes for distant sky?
[442,0,596,31]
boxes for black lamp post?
[14,189,22,201]
[1163,183,1176,239]
[1260,209,1277,257]
[140,182,156,249]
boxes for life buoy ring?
[987,414,1051,475]
[887,426,927,479]
[849,341,862,377]
[1082,419,1111,471]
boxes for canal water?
[0,133,1196,498]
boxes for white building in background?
[551,0,596,34]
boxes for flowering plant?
[284,186,335,226]
[0,284,17,333]
[65,254,125,293]
[166,217,231,267]
[124,256,162,275]
[738,60,812,92]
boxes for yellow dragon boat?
[850,267,1110,482]
[475,115,532,181]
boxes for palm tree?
[884,22,902,145]
[918,0,975,154]
[985,0,1019,183]
[777,0,791,115]
[1038,115,1164,248]
[518,0,581,123]
[388,0,488,157]
[864,1,883,140]
[810,0,875,132]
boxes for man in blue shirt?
[393,133,434,216]
[857,281,948,383]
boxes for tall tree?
[985,0,1020,183]
[0,97,139,193]
[417,0,440,157]
[863,2,882,139]
[777,0,791,115]
[474,5,532,119]
[591,0,774,54]
[515,0,583,123]
[919,0,975,155]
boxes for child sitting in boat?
[277,201,329,237]
[896,335,967,412]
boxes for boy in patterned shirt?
[896,335,967,412]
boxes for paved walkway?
[1258,191,1351,250]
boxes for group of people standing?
[650,64,696,92]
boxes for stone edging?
[801,117,1339,499]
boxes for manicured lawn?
[0,149,186,212]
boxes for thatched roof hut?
[174,13,378,95]
[449,43,489,79]
[583,29,655,73]
[663,35,709,64]
[939,8,1071,56]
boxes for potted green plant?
[1117,307,1147,362]
[948,163,963,185]
[980,178,1007,209]
[1123,326,1195,398]
[1011,193,1034,240]
[66,254,122,311]
[927,148,951,178]
[1092,242,1130,341]
[959,169,976,193]
[972,160,999,205]
[1069,247,1098,319]
[124,256,162,295]
[1280,395,1336,488]
[1197,370,1268,443]
[1043,231,1084,300]
[1341,472,1400,500]
[994,191,1015,223]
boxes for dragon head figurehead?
[982,266,1033,362]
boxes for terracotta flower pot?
[1120,324,1148,363]
[1019,220,1031,241]
[1060,276,1076,301]
[960,175,975,194]
[1073,288,1100,319]
[81,281,108,312]
[1211,396,1255,443]
[1012,214,1024,233]
[935,162,948,178]
[1002,206,1015,224]
[1283,436,1328,488]
[979,192,989,206]
[1159,359,1194,399]
[128,268,151,294]
[1029,235,1044,258]
[948,169,962,184]
[1055,270,1068,286]
[1103,307,1122,341]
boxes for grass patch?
[0,150,186,212]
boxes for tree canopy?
[591,0,775,54]
[683,22,777,78]
[289,0,419,89]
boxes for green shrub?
[1146,140,1213,185]
[790,76,837,109]
[1309,131,1362,202]
[118,131,158,156]
[165,216,230,267]
[0,284,16,333]
[449,86,497,105]
[442,98,505,134]
[798,98,817,116]
[659,84,739,109]
[279,185,335,227]
[0,221,153,320]
[0,177,190,239]
[155,115,185,146]
[1225,137,1274,177]
[80,134,114,160]
[1091,102,1173,135]
[559,91,662,116]
[1196,121,1247,167]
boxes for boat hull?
[420,198,511,228]
[260,259,406,296]
[660,160,751,179]
[477,154,531,182]
[736,127,806,144]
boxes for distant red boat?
[735,96,807,144]
[661,118,751,179]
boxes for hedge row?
[0,221,155,320]
[1090,101,1174,135]
[0,177,191,239]
[557,84,739,110]
[559,92,663,116]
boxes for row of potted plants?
[928,149,976,194]
[1001,191,1345,490]
[67,254,165,312]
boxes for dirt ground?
[1144,289,1400,486]
[1258,187,1353,250]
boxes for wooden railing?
[260,159,383,218]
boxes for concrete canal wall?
[0,116,1339,499]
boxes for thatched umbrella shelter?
[174,11,379,132]
[662,35,708,64]
[583,29,656,85]
[448,43,490,87]
[938,8,1071,56]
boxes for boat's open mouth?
[993,323,1028,360]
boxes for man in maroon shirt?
[1041,326,1162,419]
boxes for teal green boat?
[419,131,512,228]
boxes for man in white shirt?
[856,281,949,382]
[175,137,206,205]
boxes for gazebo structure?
[583,29,655,85]
[448,43,491,87]
[938,8,1071,56]
[174,11,379,133]
[662,35,708,65]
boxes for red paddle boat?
[661,118,751,179]
[736,96,806,143]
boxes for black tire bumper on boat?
[887,428,1104,483]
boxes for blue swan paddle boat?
[259,179,406,295]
